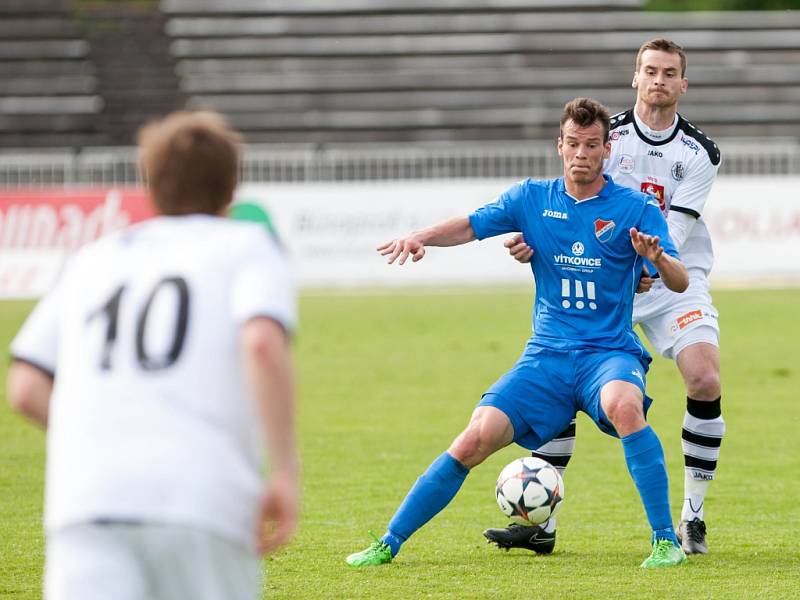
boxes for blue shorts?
[478,341,652,450]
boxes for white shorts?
[45,522,261,600]
[632,274,720,360]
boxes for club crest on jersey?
[594,218,615,242]
[671,161,685,181]
[640,182,666,211]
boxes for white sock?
[682,471,709,521]
[681,409,725,522]
[541,517,557,533]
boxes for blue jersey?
[469,175,678,357]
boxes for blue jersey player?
[346,98,690,569]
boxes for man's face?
[558,119,610,186]
[632,49,688,109]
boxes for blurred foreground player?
[8,110,299,600]
[346,98,689,569]
[488,38,724,556]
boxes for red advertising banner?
[0,188,156,298]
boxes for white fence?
[1,139,800,187]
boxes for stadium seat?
[2,0,800,150]
[0,0,103,148]
[160,0,800,143]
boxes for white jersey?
[11,215,296,548]
[606,108,721,277]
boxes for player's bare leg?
[675,342,723,555]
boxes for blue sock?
[621,426,679,546]
[381,452,469,556]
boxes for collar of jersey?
[633,110,678,141]
[631,110,683,146]
[557,174,614,204]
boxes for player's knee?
[448,433,475,466]
[448,425,495,468]
[603,395,645,433]
[685,368,721,400]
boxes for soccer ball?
[495,457,564,525]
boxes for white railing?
[1,139,799,186]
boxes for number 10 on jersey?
[89,277,190,371]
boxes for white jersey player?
[7,111,299,600]
[486,38,725,557]
[608,105,720,357]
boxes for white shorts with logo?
[45,522,262,600]
[632,273,720,360]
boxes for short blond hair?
[137,110,242,216]
[636,38,687,77]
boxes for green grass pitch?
[1,287,799,599]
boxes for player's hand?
[504,233,533,263]
[255,474,299,556]
[636,265,654,294]
[629,227,664,264]
[377,236,425,265]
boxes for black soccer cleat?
[483,523,556,554]
[677,518,708,555]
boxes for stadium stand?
[1,0,800,181]
[0,0,104,148]
[162,0,800,143]
[0,0,183,150]
[78,0,185,146]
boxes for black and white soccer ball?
[495,457,564,525]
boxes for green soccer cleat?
[346,531,393,567]
[640,538,688,569]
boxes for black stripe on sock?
[682,428,723,448]
[532,453,571,468]
[687,396,721,419]
[684,455,718,472]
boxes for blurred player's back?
[36,215,293,545]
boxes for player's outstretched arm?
[7,361,52,428]
[242,317,300,556]
[629,227,689,293]
[377,216,476,265]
